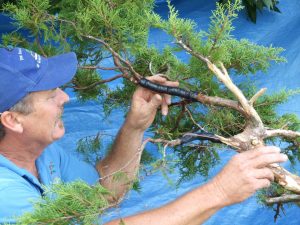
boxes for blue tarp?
[1,0,299,224]
[97,1,300,224]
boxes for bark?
[266,194,300,205]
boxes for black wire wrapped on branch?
[138,78,198,100]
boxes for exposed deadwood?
[269,164,300,193]
[266,194,300,205]
[250,88,267,106]
[207,61,263,126]
[265,129,300,139]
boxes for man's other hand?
[210,146,288,206]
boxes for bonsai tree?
[1,0,299,223]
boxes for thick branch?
[195,93,245,114]
[269,164,300,194]
[207,61,263,126]
[266,194,300,205]
[265,129,300,139]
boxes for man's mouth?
[58,120,64,129]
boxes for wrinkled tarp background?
[1,0,299,224]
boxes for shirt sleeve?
[56,145,100,185]
[0,176,40,224]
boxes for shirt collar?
[0,153,42,189]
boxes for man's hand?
[126,75,179,131]
[210,146,288,206]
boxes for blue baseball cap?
[0,47,78,112]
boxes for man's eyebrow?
[50,88,59,93]
[46,88,58,98]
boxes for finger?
[256,146,281,154]
[146,75,179,87]
[252,152,288,168]
[238,146,281,161]
[146,75,167,83]
[161,100,168,116]
[163,93,172,105]
[254,168,274,181]
[254,179,271,190]
[164,80,179,87]
[161,93,172,115]
[149,94,163,109]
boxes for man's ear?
[0,111,24,134]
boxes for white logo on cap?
[18,48,24,61]
[22,49,42,68]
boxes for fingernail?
[282,154,288,161]
[274,147,281,152]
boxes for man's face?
[20,88,70,145]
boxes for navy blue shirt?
[0,143,100,223]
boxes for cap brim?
[28,52,77,92]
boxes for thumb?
[149,94,162,109]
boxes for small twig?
[169,99,196,107]
[177,39,210,64]
[171,104,186,132]
[112,56,131,80]
[148,132,222,147]
[98,151,141,183]
[208,19,228,54]
[185,106,205,131]
[73,74,124,90]
[84,35,142,81]
[249,88,267,106]
[149,61,155,76]
[79,65,119,71]
[35,35,47,57]
[274,203,283,222]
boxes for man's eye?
[48,93,57,100]
[48,88,58,99]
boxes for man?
[0,47,287,224]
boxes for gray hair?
[0,93,35,141]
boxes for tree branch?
[79,65,119,71]
[72,74,125,90]
[83,35,142,81]
[265,129,300,139]
[266,194,300,205]
[249,88,267,106]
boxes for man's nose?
[57,88,70,104]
